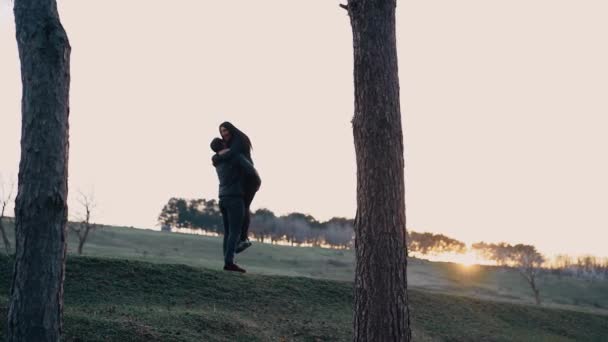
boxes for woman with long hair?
[213,121,260,253]
[217,121,253,162]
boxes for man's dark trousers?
[220,196,245,265]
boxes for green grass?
[0,255,607,341]
[0,219,607,340]
[51,223,608,313]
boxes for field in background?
[1,219,607,315]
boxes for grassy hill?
[0,255,607,341]
[0,219,607,313]
[0,219,607,340]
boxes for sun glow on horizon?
[413,251,495,267]
[169,227,497,267]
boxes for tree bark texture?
[7,0,71,341]
[345,0,412,341]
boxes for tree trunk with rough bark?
[7,0,71,340]
[344,0,412,341]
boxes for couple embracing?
[210,122,261,273]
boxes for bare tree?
[69,190,97,255]
[0,176,15,254]
[342,0,412,340]
[7,0,71,340]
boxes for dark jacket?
[212,136,260,196]
[214,153,261,198]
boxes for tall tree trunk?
[0,216,11,254]
[7,0,71,340]
[344,0,412,341]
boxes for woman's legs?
[241,191,256,242]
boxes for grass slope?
[0,255,607,341]
[0,219,607,314]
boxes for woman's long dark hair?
[219,121,252,154]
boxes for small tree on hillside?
[69,191,98,255]
[511,244,545,305]
[473,242,545,304]
[0,176,15,254]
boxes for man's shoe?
[236,239,253,254]
[224,263,246,273]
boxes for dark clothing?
[219,196,245,265]
[214,154,260,198]
[241,189,257,241]
[213,138,261,242]
[212,136,261,195]
[214,147,260,265]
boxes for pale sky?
[1,0,607,257]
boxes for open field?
[1,219,607,314]
[0,219,607,340]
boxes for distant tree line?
[157,198,608,285]
[548,254,608,281]
[158,198,356,249]
[470,242,608,281]
[470,242,608,304]
[408,231,466,254]
[157,197,468,254]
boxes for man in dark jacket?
[210,138,261,273]
[212,148,261,254]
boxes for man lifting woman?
[210,122,261,273]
